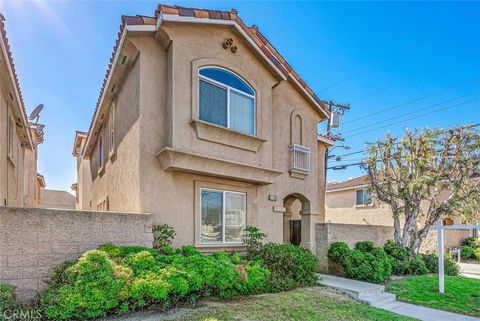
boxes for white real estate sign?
[432,220,479,294]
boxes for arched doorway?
[283,193,312,247]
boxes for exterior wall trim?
[157,13,329,118]
[326,184,370,193]
[191,119,266,152]
[157,147,282,185]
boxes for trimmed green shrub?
[328,242,350,262]
[475,248,480,261]
[461,237,480,249]
[244,225,267,259]
[39,250,130,320]
[408,254,429,275]
[237,261,270,295]
[383,240,412,275]
[177,245,201,257]
[125,251,159,276]
[338,244,392,284]
[98,243,158,260]
[422,253,460,276]
[0,284,15,321]
[258,243,318,292]
[461,246,475,260]
[383,240,427,275]
[354,241,376,252]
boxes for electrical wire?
[344,77,480,124]
[344,90,480,134]
[346,101,480,138]
[351,49,479,103]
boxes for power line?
[329,123,480,169]
[350,49,479,104]
[318,11,479,93]
[344,99,480,138]
[344,77,480,124]
[344,90,480,134]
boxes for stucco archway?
[283,193,315,251]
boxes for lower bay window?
[200,188,246,244]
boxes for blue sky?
[0,1,479,191]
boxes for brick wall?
[0,207,153,301]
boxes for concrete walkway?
[460,262,480,279]
[317,274,479,321]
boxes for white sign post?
[432,221,480,294]
[437,219,445,294]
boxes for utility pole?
[323,100,350,187]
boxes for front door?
[289,220,301,246]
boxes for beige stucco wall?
[326,189,394,226]
[88,54,142,213]
[39,189,76,209]
[0,34,39,209]
[82,22,329,251]
[325,187,470,250]
[0,91,26,207]
[0,206,153,301]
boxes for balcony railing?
[290,144,310,172]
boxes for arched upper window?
[199,67,255,135]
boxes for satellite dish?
[29,104,44,123]
[35,124,45,135]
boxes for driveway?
[459,262,480,279]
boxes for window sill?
[354,204,374,208]
[191,119,266,152]
[7,154,15,167]
[98,165,105,177]
[289,168,309,180]
[194,243,246,254]
[109,149,116,161]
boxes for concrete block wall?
[0,207,153,300]
[316,223,395,273]
[315,223,468,273]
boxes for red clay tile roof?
[85,4,330,145]
[0,14,31,137]
[327,175,370,191]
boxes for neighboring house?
[0,15,44,207]
[325,175,473,249]
[39,189,76,209]
[73,4,336,251]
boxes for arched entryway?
[283,193,316,251]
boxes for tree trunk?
[393,215,402,244]
[410,227,431,254]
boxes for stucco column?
[300,210,319,252]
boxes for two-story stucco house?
[325,175,475,250]
[73,5,336,252]
[0,15,44,207]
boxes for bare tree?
[364,126,480,253]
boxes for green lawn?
[163,287,415,321]
[387,275,480,317]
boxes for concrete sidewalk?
[460,262,480,280]
[317,274,479,321]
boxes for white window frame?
[109,103,115,155]
[99,135,104,169]
[7,114,14,159]
[198,67,256,136]
[355,188,372,206]
[199,187,247,244]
